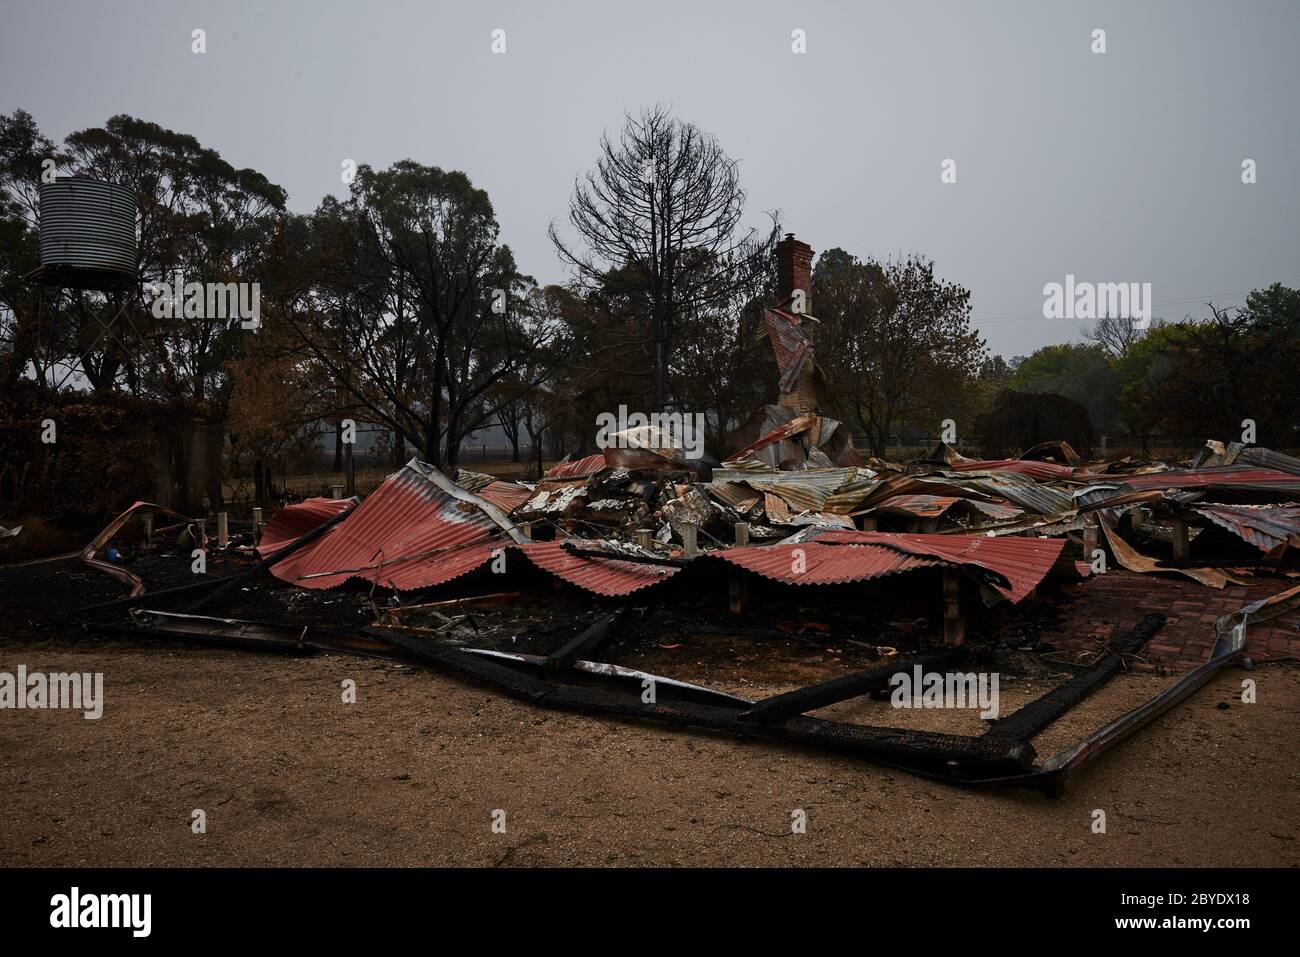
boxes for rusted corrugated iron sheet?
[866,494,1021,523]
[941,457,1078,482]
[704,481,763,512]
[268,460,520,591]
[713,464,871,514]
[1118,465,1300,494]
[726,412,820,462]
[453,468,497,493]
[933,470,1074,515]
[867,494,962,518]
[543,454,606,481]
[518,541,680,596]
[477,480,533,515]
[850,532,1064,603]
[968,500,1025,520]
[1195,504,1300,553]
[725,404,861,470]
[1098,521,1238,589]
[714,463,863,488]
[711,530,1063,603]
[921,442,1082,481]
[713,539,943,585]
[259,497,358,553]
[855,475,990,510]
[823,479,885,514]
[761,307,813,378]
[1236,446,1300,477]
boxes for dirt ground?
[2,634,1296,867]
[2,540,1297,868]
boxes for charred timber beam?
[743,649,962,725]
[372,627,1034,779]
[78,571,237,615]
[544,608,626,670]
[86,610,403,661]
[984,612,1165,743]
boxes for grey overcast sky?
[3,0,1297,357]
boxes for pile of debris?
[423,434,1300,590]
[21,231,1298,792]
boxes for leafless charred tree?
[1083,313,1154,359]
[550,105,777,413]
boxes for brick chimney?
[772,234,818,413]
[775,233,813,315]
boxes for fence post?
[728,522,749,613]
[344,441,355,497]
[217,512,229,548]
[943,569,965,646]
[1171,520,1190,560]
[252,507,263,546]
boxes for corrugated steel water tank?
[38,177,137,279]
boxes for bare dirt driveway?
[2,639,1296,868]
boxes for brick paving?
[1029,570,1300,671]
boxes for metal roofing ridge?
[708,540,945,585]
[408,457,529,544]
[1195,504,1300,541]
[282,539,497,592]
[825,530,1066,592]
[516,541,682,595]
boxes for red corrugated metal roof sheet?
[1196,504,1300,553]
[851,531,1064,603]
[943,458,1078,482]
[713,539,943,586]
[543,454,606,480]
[259,497,356,553]
[260,466,1063,602]
[762,307,813,377]
[267,463,512,591]
[260,461,676,597]
[518,541,681,596]
[709,531,1063,603]
[477,480,533,514]
[1120,465,1300,492]
[868,494,962,518]
[728,412,819,463]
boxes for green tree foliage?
[0,110,286,400]
[0,110,55,386]
[281,161,561,470]
[1118,288,1300,447]
[813,249,986,456]
[1006,342,1121,434]
[975,390,1095,457]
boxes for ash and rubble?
[4,234,1298,791]
[454,429,1300,571]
